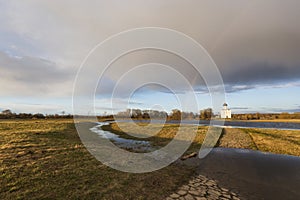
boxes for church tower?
[221,103,231,119]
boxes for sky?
[1,0,300,115]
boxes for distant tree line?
[0,109,73,119]
[232,112,300,120]
[114,108,300,121]
[2,108,298,120]
[114,108,214,121]
[115,109,171,120]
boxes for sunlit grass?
[242,128,300,156]
[0,119,194,199]
[103,122,208,153]
[1,119,299,199]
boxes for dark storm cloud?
[1,0,300,97]
[220,62,300,86]
[0,51,75,96]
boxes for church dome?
[223,103,228,106]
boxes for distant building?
[221,103,231,119]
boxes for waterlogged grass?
[102,122,208,154]
[242,128,300,156]
[0,119,194,199]
[104,122,257,154]
[106,122,300,157]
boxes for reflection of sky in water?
[90,120,300,153]
[90,122,154,152]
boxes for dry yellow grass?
[2,119,299,199]
[242,128,300,156]
[105,122,208,153]
[0,119,194,200]
[248,119,300,123]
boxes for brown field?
[224,119,300,123]
[242,128,300,156]
[1,119,299,199]
[0,119,193,200]
[250,119,300,123]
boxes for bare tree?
[2,109,12,115]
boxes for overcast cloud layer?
[0,0,300,113]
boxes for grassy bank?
[0,119,194,200]
[101,123,208,154]
[242,128,300,156]
[105,122,300,157]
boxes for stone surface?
[165,174,240,200]
[184,194,195,200]
[188,190,201,196]
[177,190,187,196]
[195,197,207,200]
[170,193,180,198]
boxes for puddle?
[89,122,155,152]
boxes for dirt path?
[218,128,257,150]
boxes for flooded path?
[185,148,300,200]
[90,122,154,152]
[89,122,300,199]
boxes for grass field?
[101,123,207,154]
[1,119,299,199]
[0,119,194,200]
[241,128,300,156]
[243,119,300,123]
[213,118,300,123]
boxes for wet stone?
[195,197,206,200]
[193,183,201,187]
[177,190,187,196]
[188,190,201,196]
[219,197,230,200]
[207,195,219,200]
[184,194,195,200]
[180,185,190,190]
[222,194,231,199]
[170,193,180,198]
[166,174,241,200]
[208,190,221,196]
[231,192,237,196]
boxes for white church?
[221,103,231,119]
